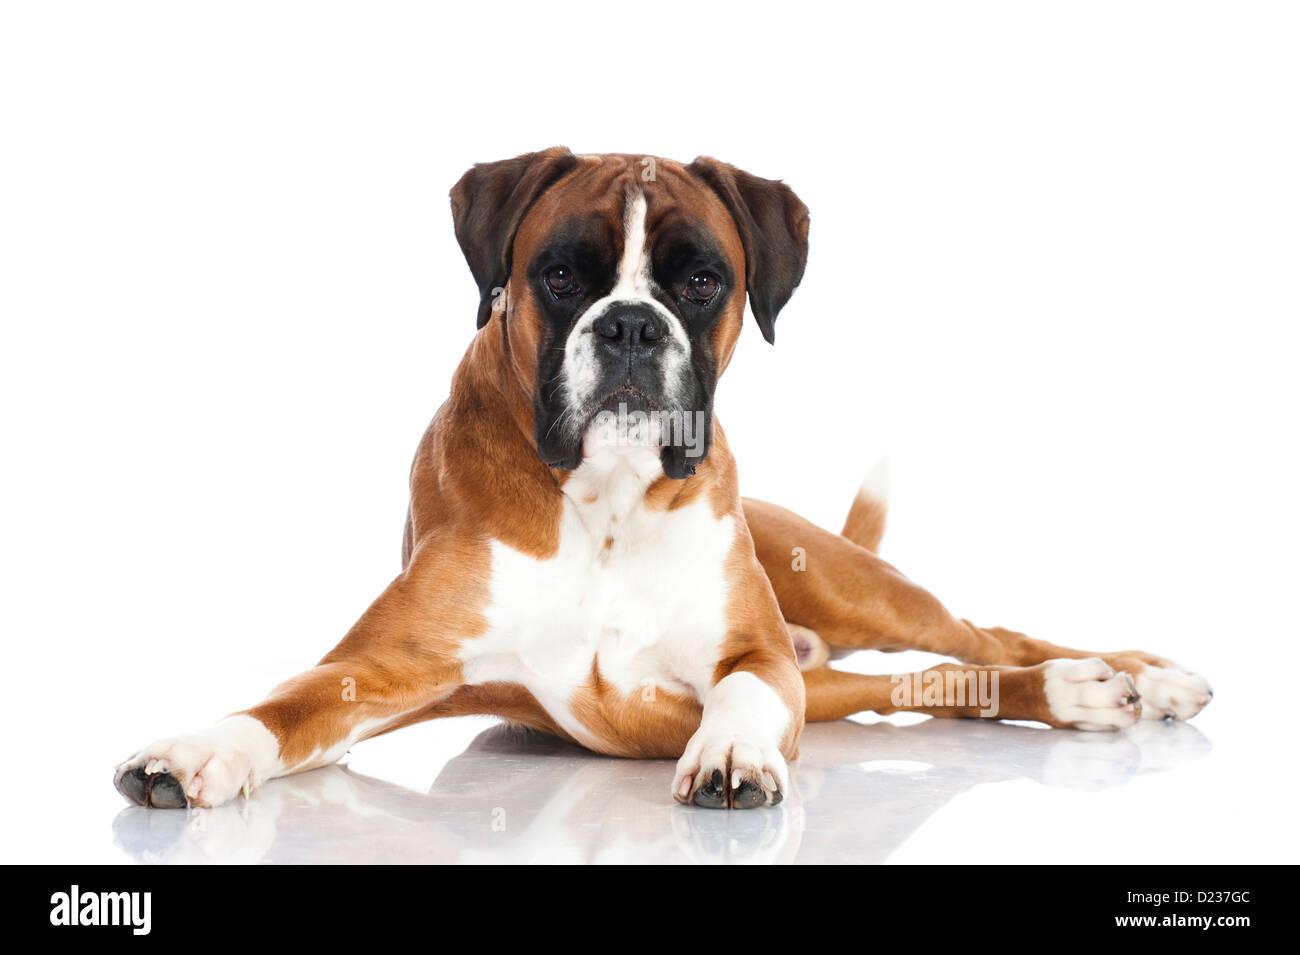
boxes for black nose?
[594,305,666,347]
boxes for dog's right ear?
[450,147,579,329]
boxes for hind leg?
[743,492,1212,723]
[803,660,1141,730]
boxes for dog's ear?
[686,157,810,344]
[450,147,580,329]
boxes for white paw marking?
[674,733,788,809]
[672,672,791,809]
[114,715,280,808]
[1136,665,1213,721]
[1043,658,1141,731]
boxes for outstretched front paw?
[114,716,279,809]
[673,736,788,809]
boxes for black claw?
[692,772,727,809]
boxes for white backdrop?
[2,1,1297,863]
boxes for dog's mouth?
[581,385,711,479]
[536,384,711,480]
[581,384,669,454]
[593,382,663,416]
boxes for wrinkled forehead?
[511,155,745,275]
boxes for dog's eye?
[683,272,720,303]
[544,266,580,297]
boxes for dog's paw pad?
[673,740,786,810]
[115,766,189,809]
[734,774,781,809]
[689,769,728,809]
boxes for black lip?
[594,382,664,414]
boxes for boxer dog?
[114,148,1213,811]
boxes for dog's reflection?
[112,717,1210,864]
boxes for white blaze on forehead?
[615,190,651,295]
[560,188,692,421]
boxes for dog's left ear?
[687,156,810,344]
[450,146,580,329]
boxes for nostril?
[595,308,666,347]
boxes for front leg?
[114,545,476,808]
[673,671,798,809]
[672,577,806,810]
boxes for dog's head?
[450,148,809,478]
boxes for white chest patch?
[458,447,735,747]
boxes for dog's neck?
[562,446,665,541]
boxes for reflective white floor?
[106,715,1232,865]
[5,641,1290,865]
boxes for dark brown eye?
[684,272,720,303]
[544,266,580,297]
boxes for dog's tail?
[789,461,890,672]
[840,459,889,554]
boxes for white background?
[1,1,1296,863]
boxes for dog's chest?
[458,452,735,744]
